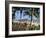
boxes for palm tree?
[25,8,39,27]
[33,8,40,25]
[20,8,22,20]
[28,8,33,26]
[33,8,39,18]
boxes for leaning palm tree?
[25,8,39,29]
[24,8,39,23]
[33,8,40,25]
[29,8,39,30]
[28,8,39,22]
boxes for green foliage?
[35,25,40,30]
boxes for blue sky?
[15,10,31,20]
[15,10,37,20]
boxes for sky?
[12,8,40,23]
[15,10,31,20]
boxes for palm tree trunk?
[31,8,34,26]
[31,11,32,26]
[20,9,22,20]
[31,12,32,23]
